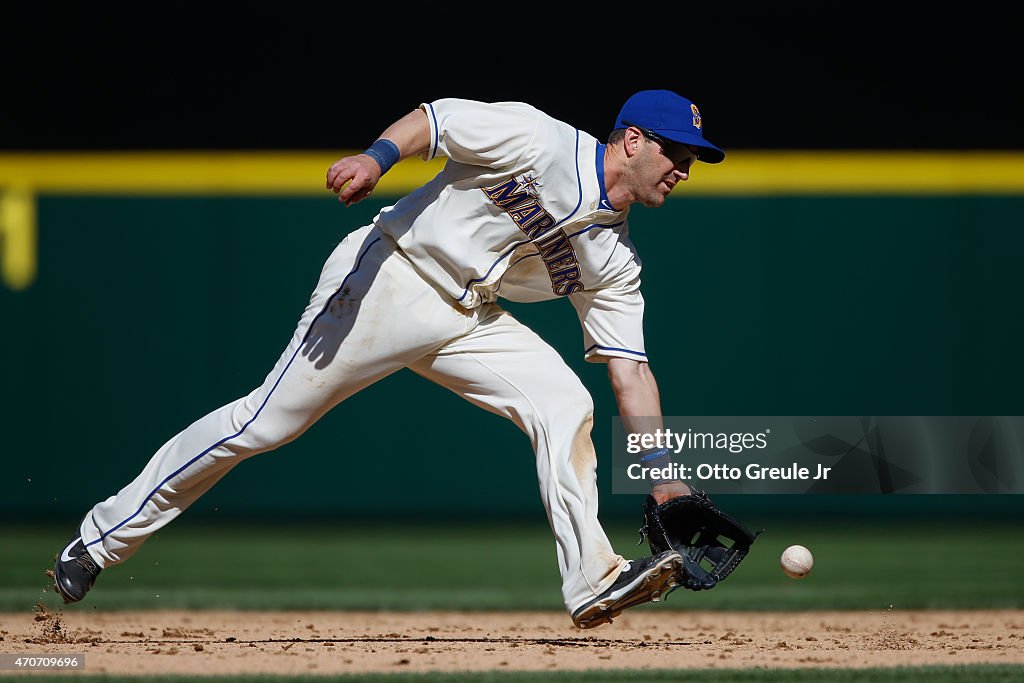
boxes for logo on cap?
[691,104,702,130]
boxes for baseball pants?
[78,224,627,612]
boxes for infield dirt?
[3,606,1023,675]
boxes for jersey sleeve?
[569,274,648,364]
[419,98,541,169]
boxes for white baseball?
[781,545,813,579]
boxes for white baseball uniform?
[78,98,649,613]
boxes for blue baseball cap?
[614,90,725,164]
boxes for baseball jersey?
[375,98,647,364]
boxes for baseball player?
[52,89,726,629]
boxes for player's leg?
[55,226,476,601]
[408,306,679,625]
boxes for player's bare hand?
[325,155,381,207]
[652,480,692,504]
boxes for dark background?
[3,10,1023,523]
[3,9,1022,152]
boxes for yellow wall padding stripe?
[0,184,36,290]
[1,151,1023,195]
[693,151,1024,195]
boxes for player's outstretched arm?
[612,356,761,591]
[607,357,661,432]
[326,108,431,206]
[607,358,691,502]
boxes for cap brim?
[659,130,725,164]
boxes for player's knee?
[243,418,307,452]
[541,386,594,430]
[226,401,306,453]
[573,391,595,421]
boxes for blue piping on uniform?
[595,143,617,211]
[505,221,625,270]
[425,103,439,160]
[568,221,624,239]
[584,344,647,358]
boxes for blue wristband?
[362,138,401,175]
[639,447,671,464]
[638,447,680,488]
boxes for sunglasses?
[622,120,698,166]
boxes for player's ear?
[625,127,643,158]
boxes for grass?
[4,519,1024,613]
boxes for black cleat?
[52,531,101,604]
[571,549,683,629]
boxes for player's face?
[634,134,698,208]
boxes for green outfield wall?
[2,155,1023,523]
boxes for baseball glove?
[638,489,762,591]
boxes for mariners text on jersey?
[483,176,583,296]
